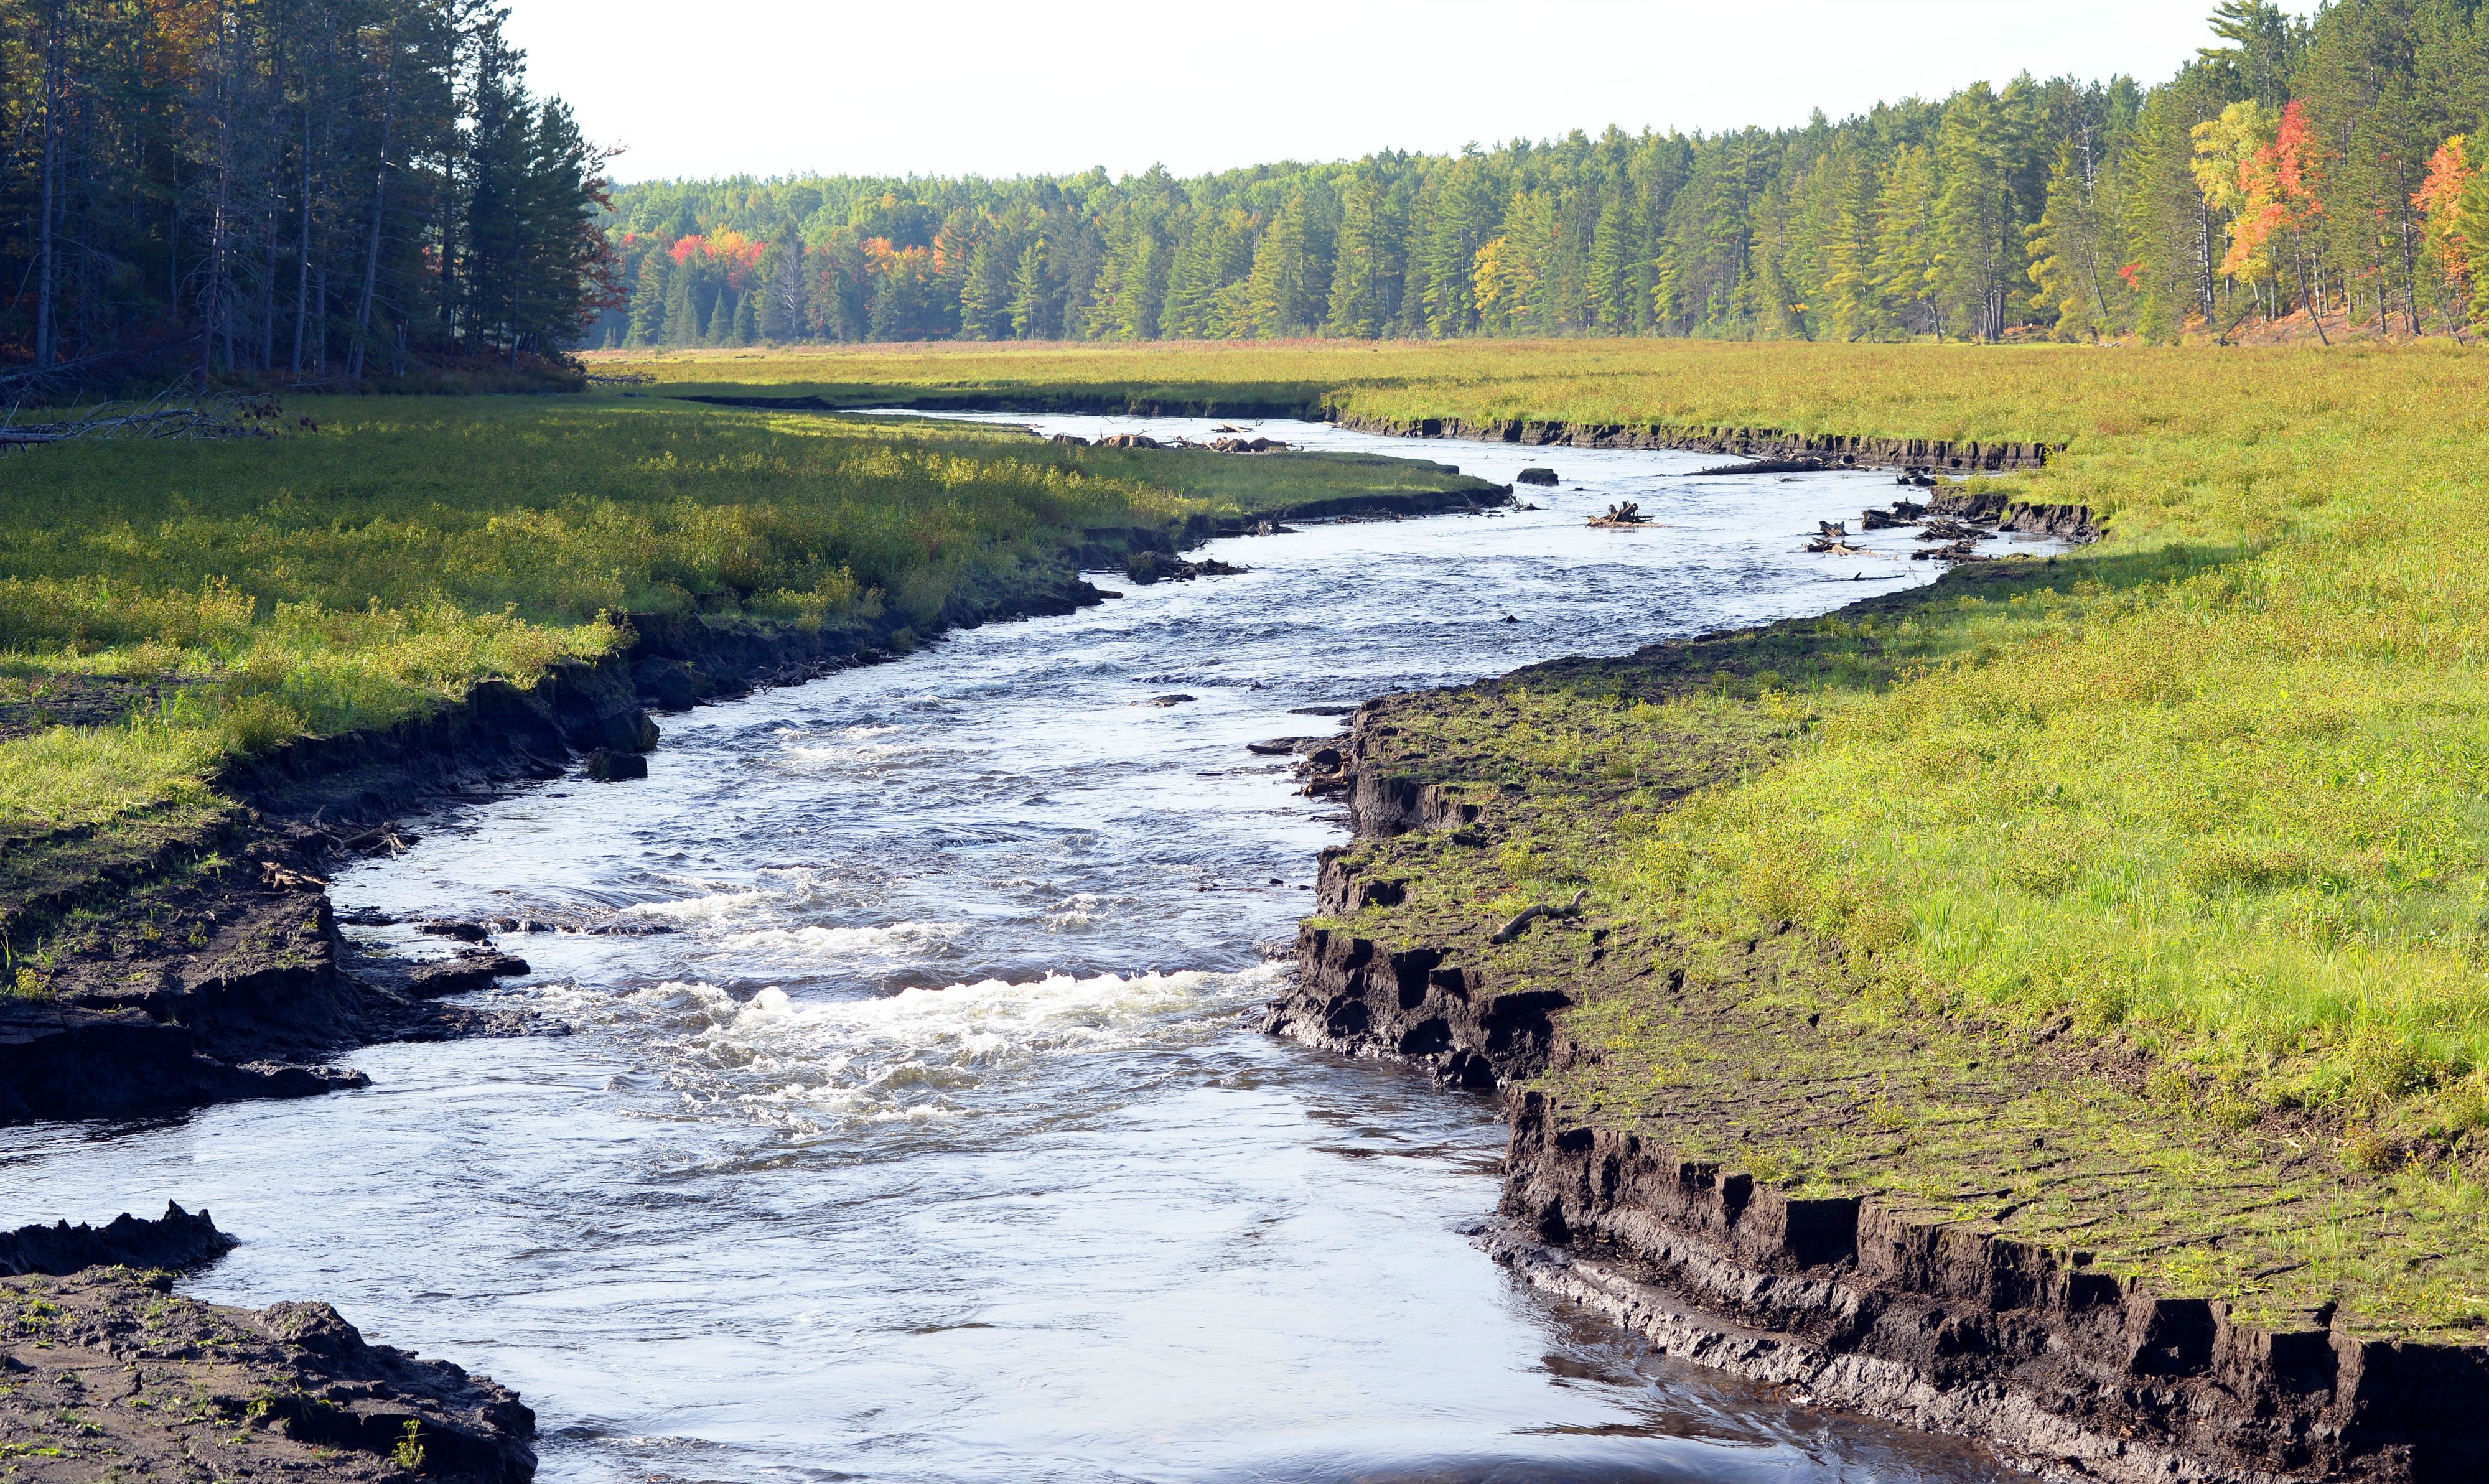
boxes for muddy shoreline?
[1260,596,2488,1484]
[2,1207,536,1482]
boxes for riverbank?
[599,339,2489,1472]
[2,1206,535,1482]
[0,399,1506,1122]
[22,337,2489,1477]
[1264,549,2488,1482]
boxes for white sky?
[500,1,2298,185]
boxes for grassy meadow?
[0,393,1490,955]
[594,338,2489,1337]
[14,332,2489,1333]
[617,340,2489,1127]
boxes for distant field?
[600,338,2489,1337]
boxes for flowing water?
[0,415,2031,1483]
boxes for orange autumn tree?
[2414,136,2489,330]
[669,231,765,290]
[2193,100,2328,335]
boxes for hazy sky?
[500,1,2288,185]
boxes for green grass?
[634,340,2489,1134]
[22,335,2489,1337]
[0,393,1492,943]
[626,339,2489,1340]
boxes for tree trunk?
[292,98,314,376]
[348,47,396,382]
[200,6,237,387]
[2298,243,2330,347]
[33,4,62,368]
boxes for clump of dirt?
[1,1266,535,1482]
[0,673,195,745]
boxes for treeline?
[604,1,2489,348]
[1,0,618,385]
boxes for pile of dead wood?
[1805,520,1879,556]
[0,389,284,450]
[1586,500,1653,528]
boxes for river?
[1,414,2020,1483]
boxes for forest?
[0,0,618,385]
[600,1,2489,349]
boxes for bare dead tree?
[0,387,284,449]
[347,30,396,383]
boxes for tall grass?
[0,395,1485,839]
[634,341,2489,1138]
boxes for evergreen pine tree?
[1324,170,1400,338]
[1873,145,1945,337]
[661,254,699,345]
[1009,237,1054,339]
[628,251,670,345]
[1243,200,1318,337]
[2028,141,2114,340]
[1419,156,1496,337]
[2456,165,2489,329]
[1933,84,2017,342]
[959,233,1017,340]
[1818,140,1884,340]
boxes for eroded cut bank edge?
[1,1205,536,1483]
[1322,411,2060,474]
[675,390,2062,477]
[1263,623,2480,1484]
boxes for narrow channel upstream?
[2,416,2022,1483]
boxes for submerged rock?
[584,747,648,781]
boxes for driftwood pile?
[1806,519,1878,556]
[0,390,284,450]
[1048,430,1291,454]
[1586,500,1653,528]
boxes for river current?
[1,414,2019,1483]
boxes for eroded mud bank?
[2,1206,536,1482]
[1264,663,2488,1484]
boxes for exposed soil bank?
[1264,611,2484,1484]
[0,479,1505,1126]
[681,391,2060,476]
[1325,411,2059,474]
[2,1207,536,1482]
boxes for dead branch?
[1493,887,1591,943]
[0,388,283,450]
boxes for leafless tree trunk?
[2196,203,2217,327]
[291,98,314,376]
[33,4,63,368]
[348,40,396,381]
[257,35,279,371]
[2297,240,2330,347]
[200,6,238,387]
